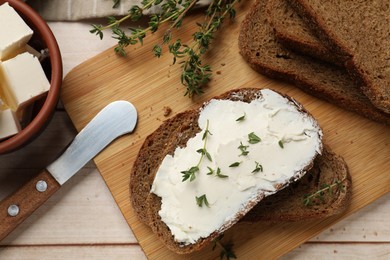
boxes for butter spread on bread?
[150,89,322,245]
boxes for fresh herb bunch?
[90,0,241,97]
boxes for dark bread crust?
[238,0,390,125]
[292,0,390,114]
[242,145,352,222]
[131,88,324,254]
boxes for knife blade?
[0,100,137,241]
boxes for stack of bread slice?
[130,88,352,254]
[239,0,390,125]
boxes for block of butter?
[0,107,21,140]
[0,52,50,111]
[0,3,33,60]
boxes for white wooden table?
[0,21,389,260]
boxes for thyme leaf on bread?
[252,161,263,173]
[181,166,199,182]
[207,167,228,178]
[303,179,345,206]
[196,194,210,207]
[181,119,211,182]
[248,132,261,144]
[238,142,249,156]
[229,162,240,167]
[235,113,246,122]
[91,0,241,97]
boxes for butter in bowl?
[0,0,62,153]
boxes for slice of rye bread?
[242,145,352,223]
[267,0,343,66]
[238,0,390,125]
[131,88,324,254]
[292,0,390,114]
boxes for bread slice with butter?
[131,88,328,254]
[242,145,351,223]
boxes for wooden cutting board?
[61,1,389,259]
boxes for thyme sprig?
[181,119,212,182]
[91,0,241,97]
[303,179,346,206]
[212,234,237,260]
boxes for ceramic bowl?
[0,0,62,154]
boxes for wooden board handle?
[0,170,61,241]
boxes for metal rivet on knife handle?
[36,180,48,192]
[7,205,19,217]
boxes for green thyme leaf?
[112,0,120,8]
[278,140,284,148]
[206,151,212,161]
[202,129,212,140]
[207,167,228,178]
[181,166,199,182]
[229,162,241,167]
[90,24,104,40]
[238,142,249,156]
[252,161,263,173]
[153,44,162,57]
[196,148,212,162]
[236,113,246,122]
[248,132,261,144]
[196,194,210,207]
[216,167,228,178]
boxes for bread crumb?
[163,106,172,117]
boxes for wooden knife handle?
[0,170,61,241]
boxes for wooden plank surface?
[0,110,388,258]
[0,4,389,259]
[59,1,390,259]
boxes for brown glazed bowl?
[0,0,62,154]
